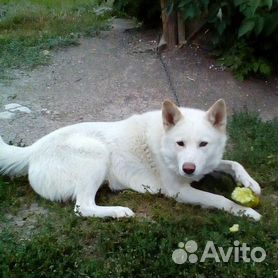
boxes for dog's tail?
[0,136,33,176]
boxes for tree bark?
[160,0,178,48]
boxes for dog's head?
[160,99,227,181]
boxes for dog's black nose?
[182,163,196,175]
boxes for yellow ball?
[231,186,260,208]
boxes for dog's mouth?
[181,171,204,182]
[188,176,203,182]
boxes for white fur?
[0,100,261,220]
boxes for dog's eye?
[176,141,185,147]
[199,141,208,147]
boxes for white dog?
[0,99,261,220]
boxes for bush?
[177,0,278,80]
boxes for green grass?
[0,113,277,278]
[226,112,277,186]
[0,0,111,79]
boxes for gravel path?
[0,18,277,145]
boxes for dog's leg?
[74,163,134,218]
[216,160,261,195]
[71,138,134,218]
[72,145,134,218]
[29,135,134,218]
[172,185,261,221]
[109,153,160,194]
[75,194,134,218]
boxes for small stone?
[94,6,112,16]
[4,103,21,110]
[0,111,15,119]
[5,103,31,113]
[42,50,50,55]
[229,224,239,233]
[15,220,25,227]
[12,106,31,113]
[5,213,13,220]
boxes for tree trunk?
[160,0,178,48]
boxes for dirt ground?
[0,18,277,145]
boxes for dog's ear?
[162,100,183,130]
[206,99,227,131]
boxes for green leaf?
[259,63,271,76]
[264,0,273,9]
[234,0,246,7]
[238,19,255,37]
[250,0,260,15]
[200,0,209,8]
[235,72,245,81]
[207,3,221,21]
[263,13,278,35]
[254,16,264,35]
[252,61,260,72]
[184,4,197,19]
[178,0,192,9]
[178,2,187,9]
[217,21,226,35]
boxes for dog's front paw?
[231,204,261,221]
[240,176,261,195]
[233,162,261,195]
[242,208,262,221]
